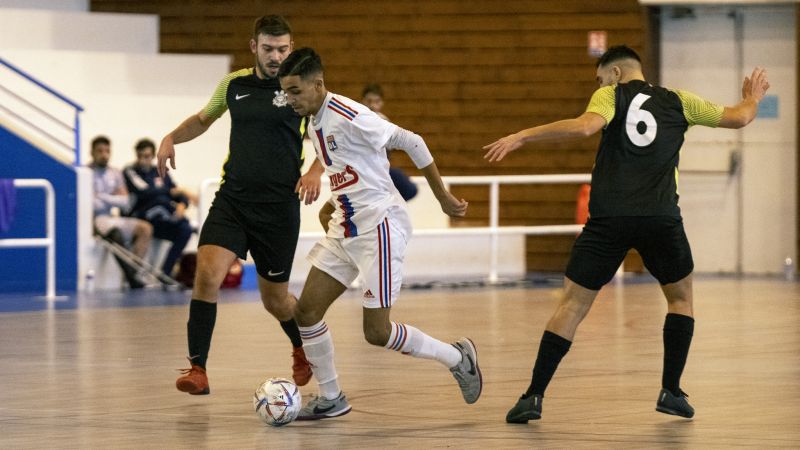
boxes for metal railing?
[0,179,56,298]
[0,57,84,165]
[433,174,591,282]
[199,174,591,283]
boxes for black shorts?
[565,216,693,290]
[198,192,300,282]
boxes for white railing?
[199,174,591,283]
[433,174,591,282]
[0,179,56,298]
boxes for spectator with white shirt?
[89,135,151,289]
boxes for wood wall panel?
[91,0,650,275]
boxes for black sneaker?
[506,394,542,423]
[656,388,694,418]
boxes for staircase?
[0,2,230,291]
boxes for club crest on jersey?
[326,134,338,151]
[273,90,289,107]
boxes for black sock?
[662,313,694,396]
[523,331,572,398]
[280,319,303,348]
[187,299,217,369]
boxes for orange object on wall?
[575,184,591,225]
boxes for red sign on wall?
[588,31,607,58]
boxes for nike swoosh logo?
[267,270,285,276]
[313,404,336,414]
[235,93,251,100]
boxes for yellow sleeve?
[585,86,616,124]
[202,68,252,119]
[673,89,724,127]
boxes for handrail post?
[45,181,56,299]
[0,179,58,299]
[74,112,81,166]
[489,181,500,283]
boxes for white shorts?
[308,213,411,309]
[94,215,145,242]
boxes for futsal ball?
[253,377,302,426]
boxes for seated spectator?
[124,138,195,279]
[361,83,418,201]
[89,135,152,289]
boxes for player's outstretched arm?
[419,162,468,218]
[383,127,467,217]
[157,110,217,177]
[483,112,606,162]
[296,157,325,205]
[719,67,770,129]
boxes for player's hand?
[483,133,524,162]
[438,192,468,218]
[157,137,176,178]
[295,170,322,205]
[742,67,770,103]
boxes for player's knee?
[193,264,222,296]
[363,324,390,347]
[262,294,294,320]
[293,301,323,327]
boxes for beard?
[258,59,280,78]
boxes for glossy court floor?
[1,276,798,449]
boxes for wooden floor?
[1,277,799,449]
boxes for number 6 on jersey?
[625,93,657,147]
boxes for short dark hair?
[596,45,641,68]
[135,138,156,154]
[253,15,292,39]
[277,47,323,80]
[362,83,384,99]
[91,135,110,151]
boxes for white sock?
[299,321,341,400]
[385,322,461,368]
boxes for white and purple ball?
[253,378,301,426]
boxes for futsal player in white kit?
[278,47,482,420]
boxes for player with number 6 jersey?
[584,76,724,218]
[484,45,769,423]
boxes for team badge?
[326,134,338,151]
[273,90,288,107]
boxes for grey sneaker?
[656,388,694,418]
[449,337,482,404]
[506,394,542,423]
[295,392,352,421]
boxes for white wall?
[0,0,86,11]
[1,49,232,196]
[0,8,158,53]
[741,8,797,274]
[661,4,796,275]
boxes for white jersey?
[310,92,408,238]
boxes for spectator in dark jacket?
[124,138,195,278]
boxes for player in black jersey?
[156,15,324,395]
[484,46,769,422]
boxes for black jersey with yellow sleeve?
[203,68,308,203]
[584,80,723,217]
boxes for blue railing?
[0,56,84,166]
